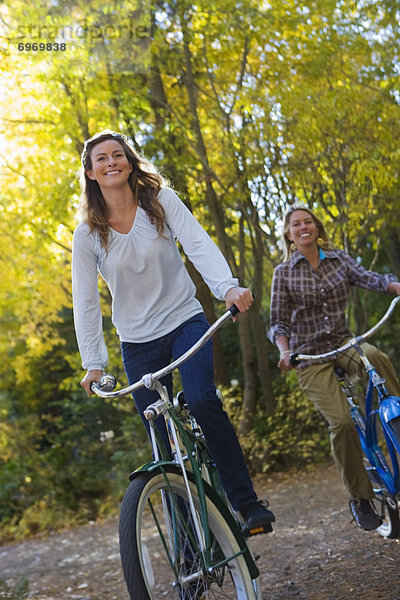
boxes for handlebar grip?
[229,292,255,317]
[289,353,300,367]
[229,304,240,317]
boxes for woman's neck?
[103,183,135,209]
[301,244,320,270]
[102,185,138,233]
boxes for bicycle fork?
[143,382,250,586]
[143,387,206,543]
[143,383,221,581]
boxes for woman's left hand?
[278,352,294,371]
[388,281,400,295]
[225,287,254,320]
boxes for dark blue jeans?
[121,312,257,512]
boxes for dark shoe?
[241,499,275,537]
[349,499,382,530]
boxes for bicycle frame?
[291,296,400,502]
[91,305,260,581]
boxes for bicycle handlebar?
[90,303,240,398]
[290,295,400,367]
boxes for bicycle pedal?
[242,522,273,537]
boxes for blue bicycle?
[291,296,400,538]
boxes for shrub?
[222,378,331,474]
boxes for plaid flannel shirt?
[268,248,397,366]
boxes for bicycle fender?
[380,396,400,456]
[128,461,182,481]
[380,396,400,424]
[127,463,259,579]
[199,478,260,579]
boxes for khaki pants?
[297,342,400,500]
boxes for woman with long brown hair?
[72,130,275,542]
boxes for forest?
[1,0,400,542]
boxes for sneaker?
[349,499,382,530]
[241,499,275,537]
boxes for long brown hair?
[282,205,332,261]
[78,130,167,249]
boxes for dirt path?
[2,462,400,599]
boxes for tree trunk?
[180,17,236,268]
[147,65,229,385]
[242,195,275,413]
[250,309,275,413]
[237,215,258,434]
[234,112,276,413]
[179,12,267,420]
[237,310,258,435]
[385,228,400,278]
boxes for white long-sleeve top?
[72,187,238,371]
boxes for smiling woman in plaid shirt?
[268,205,400,531]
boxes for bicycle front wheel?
[367,464,400,538]
[374,492,400,539]
[119,470,258,599]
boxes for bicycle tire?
[367,467,400,538]
[374,492,400,539]
[119,470,258,599]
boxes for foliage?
[222,376,331,474]
[1,0,400,540]
[0,332,152,542]
[0,395,152,542]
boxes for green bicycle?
[91,305,265,600]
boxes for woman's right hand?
[277,351,293,371]
[80,369,104,396]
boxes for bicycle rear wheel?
[119,470,258,599]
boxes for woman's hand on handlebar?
[225,287,253,322]
[80,369,104,395]
[388,281,400,295]
[275,336,294,371]
[277,351,294,371]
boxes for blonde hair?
[78,130,167,250]
[282,205,332,261]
